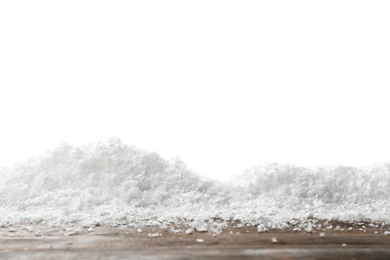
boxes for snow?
[185,228,194,235]
[257,224,268,233]
[0,138,389,227]
[148,232,162,238]
[304,222,313,233]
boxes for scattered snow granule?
[25,227,33,233]
[293,227,301,232]
[87,227,94,232]
[148,233,162,238]
[348,227,353,231]
[66,230,80,236]
[35,231,42,237]
[319,232,325,238]
[236,224,244,228]
[304,223,313,233]
[257,224,268,233]
[196,238,204,243]
[271,237,278,243]
[185,228,194,235]
[384,231,390,235]
[137,228,143,233]
[191,219,208,232]
[327,225,333,230]
[342,243,347,247]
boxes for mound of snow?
[0,138,222,224]
[231,163,390,222]
[1,138,389,226]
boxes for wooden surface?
[0,221,389,259]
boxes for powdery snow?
[0,138,389,228]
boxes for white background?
[1,1,389,180]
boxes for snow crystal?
[257,224,268,233]
[148,233,162,238]
[0,138,390,227]
[304,222,313,233]
[191,219,209,232]
[66,230,80,236]
[335,225,342,231]
[185,228,194,235]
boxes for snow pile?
[232,163,390,222]
[0,138,225,224]
[0,138,389,226]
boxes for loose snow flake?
[66,230,80,236]
[257,224,268,233]
[304,223,313,233]
[148,233,162,238]
[185,228,194,235]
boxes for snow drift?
[1,138,389,226]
